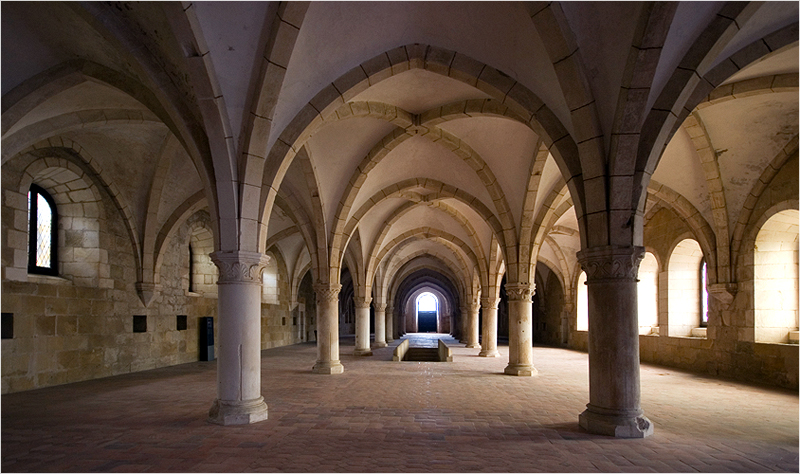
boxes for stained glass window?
[28,184,57,275]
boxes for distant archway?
[416,292,439,333]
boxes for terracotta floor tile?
[2,334,797,472]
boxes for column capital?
[480,296,500,310]
[505,282,535,302]
[210,251,270,283]
[354,296,372,309]
[576,245,644,282]
[313,283,342,304]
[374,303,387,312]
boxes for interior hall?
[2,2,798,472]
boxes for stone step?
[404,347,440,362]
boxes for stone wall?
[1,151,309,394]
[1,160,219,393]
[568,156,800,390]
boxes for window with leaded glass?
[28,184,57,276]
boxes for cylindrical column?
[312,283,344,374]
[386,306,394,342]
[504,282,536,376]
[354,297,373,356]
[374,303,388,347]
[466,302,481,349]
[479,297,500,357]
[208,251,269,425]
[459,305,468,343]
[577,246,653,438]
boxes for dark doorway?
[418,311,437,332]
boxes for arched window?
[28,184,57,276]
[576,271,588,332]
[186,219,216,296]
[262,253,279,305]
[416,292,438,333]
[700,259,708,327]
[188,245,195,292]
[638,252,659,334]
[754,210,799,343]
[668,239,704,337]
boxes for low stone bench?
[392,339,409,361]
[438,339,453,362]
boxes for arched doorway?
[416,292,439,333]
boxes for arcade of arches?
[1,1,798,441]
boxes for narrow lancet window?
[28,184,57,275]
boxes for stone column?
[466,302,481,349]
[459,305,469,343]
[312,283,344,374]
[386,306,394,342]
[207,251,269,425]
[504,282,536,376]
[354,297,373,356]
[577,245,653,438]
[373,303,388,348]
[479,297,500,357]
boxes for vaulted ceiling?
[2,2,797,306]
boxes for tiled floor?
[2,334,798,472]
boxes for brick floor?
[2,334,798,472]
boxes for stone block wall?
[563,156,798,390]
[1,151,310,394]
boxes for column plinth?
[208,251,270,425]
[576,245,653,438]
[504,282,536,376]
[479,297,500,357]
[373,303,388,348]
[312,283,344,374]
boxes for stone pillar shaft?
[466,303,480,349]
[577,245,652,438]
[313,283,344,374]
[479,297,500,357]
[354,297,373,356]
[386,306,394,342]
[459,305,468,343]
[374,303,387,348]
[504,282,536,376]
[208,251,269,425]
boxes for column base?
[478,349,500,357]
[465,343,481,349]
[578,405,653,438]
[504,363,537,376]
[207,397,268,425]
[354,348,374,356]
[312,360,344,374]
[372,342,388,348]
[386,337,394,343]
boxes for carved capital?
[577,246,644,282]
[374,303,387,312]
[135,282,162,307]
[480,297,500,310]
[314,283,342,304]
[709,283,738,306]
[210,251,270,283]
[354,296,372,309]
[505,282,534,302]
